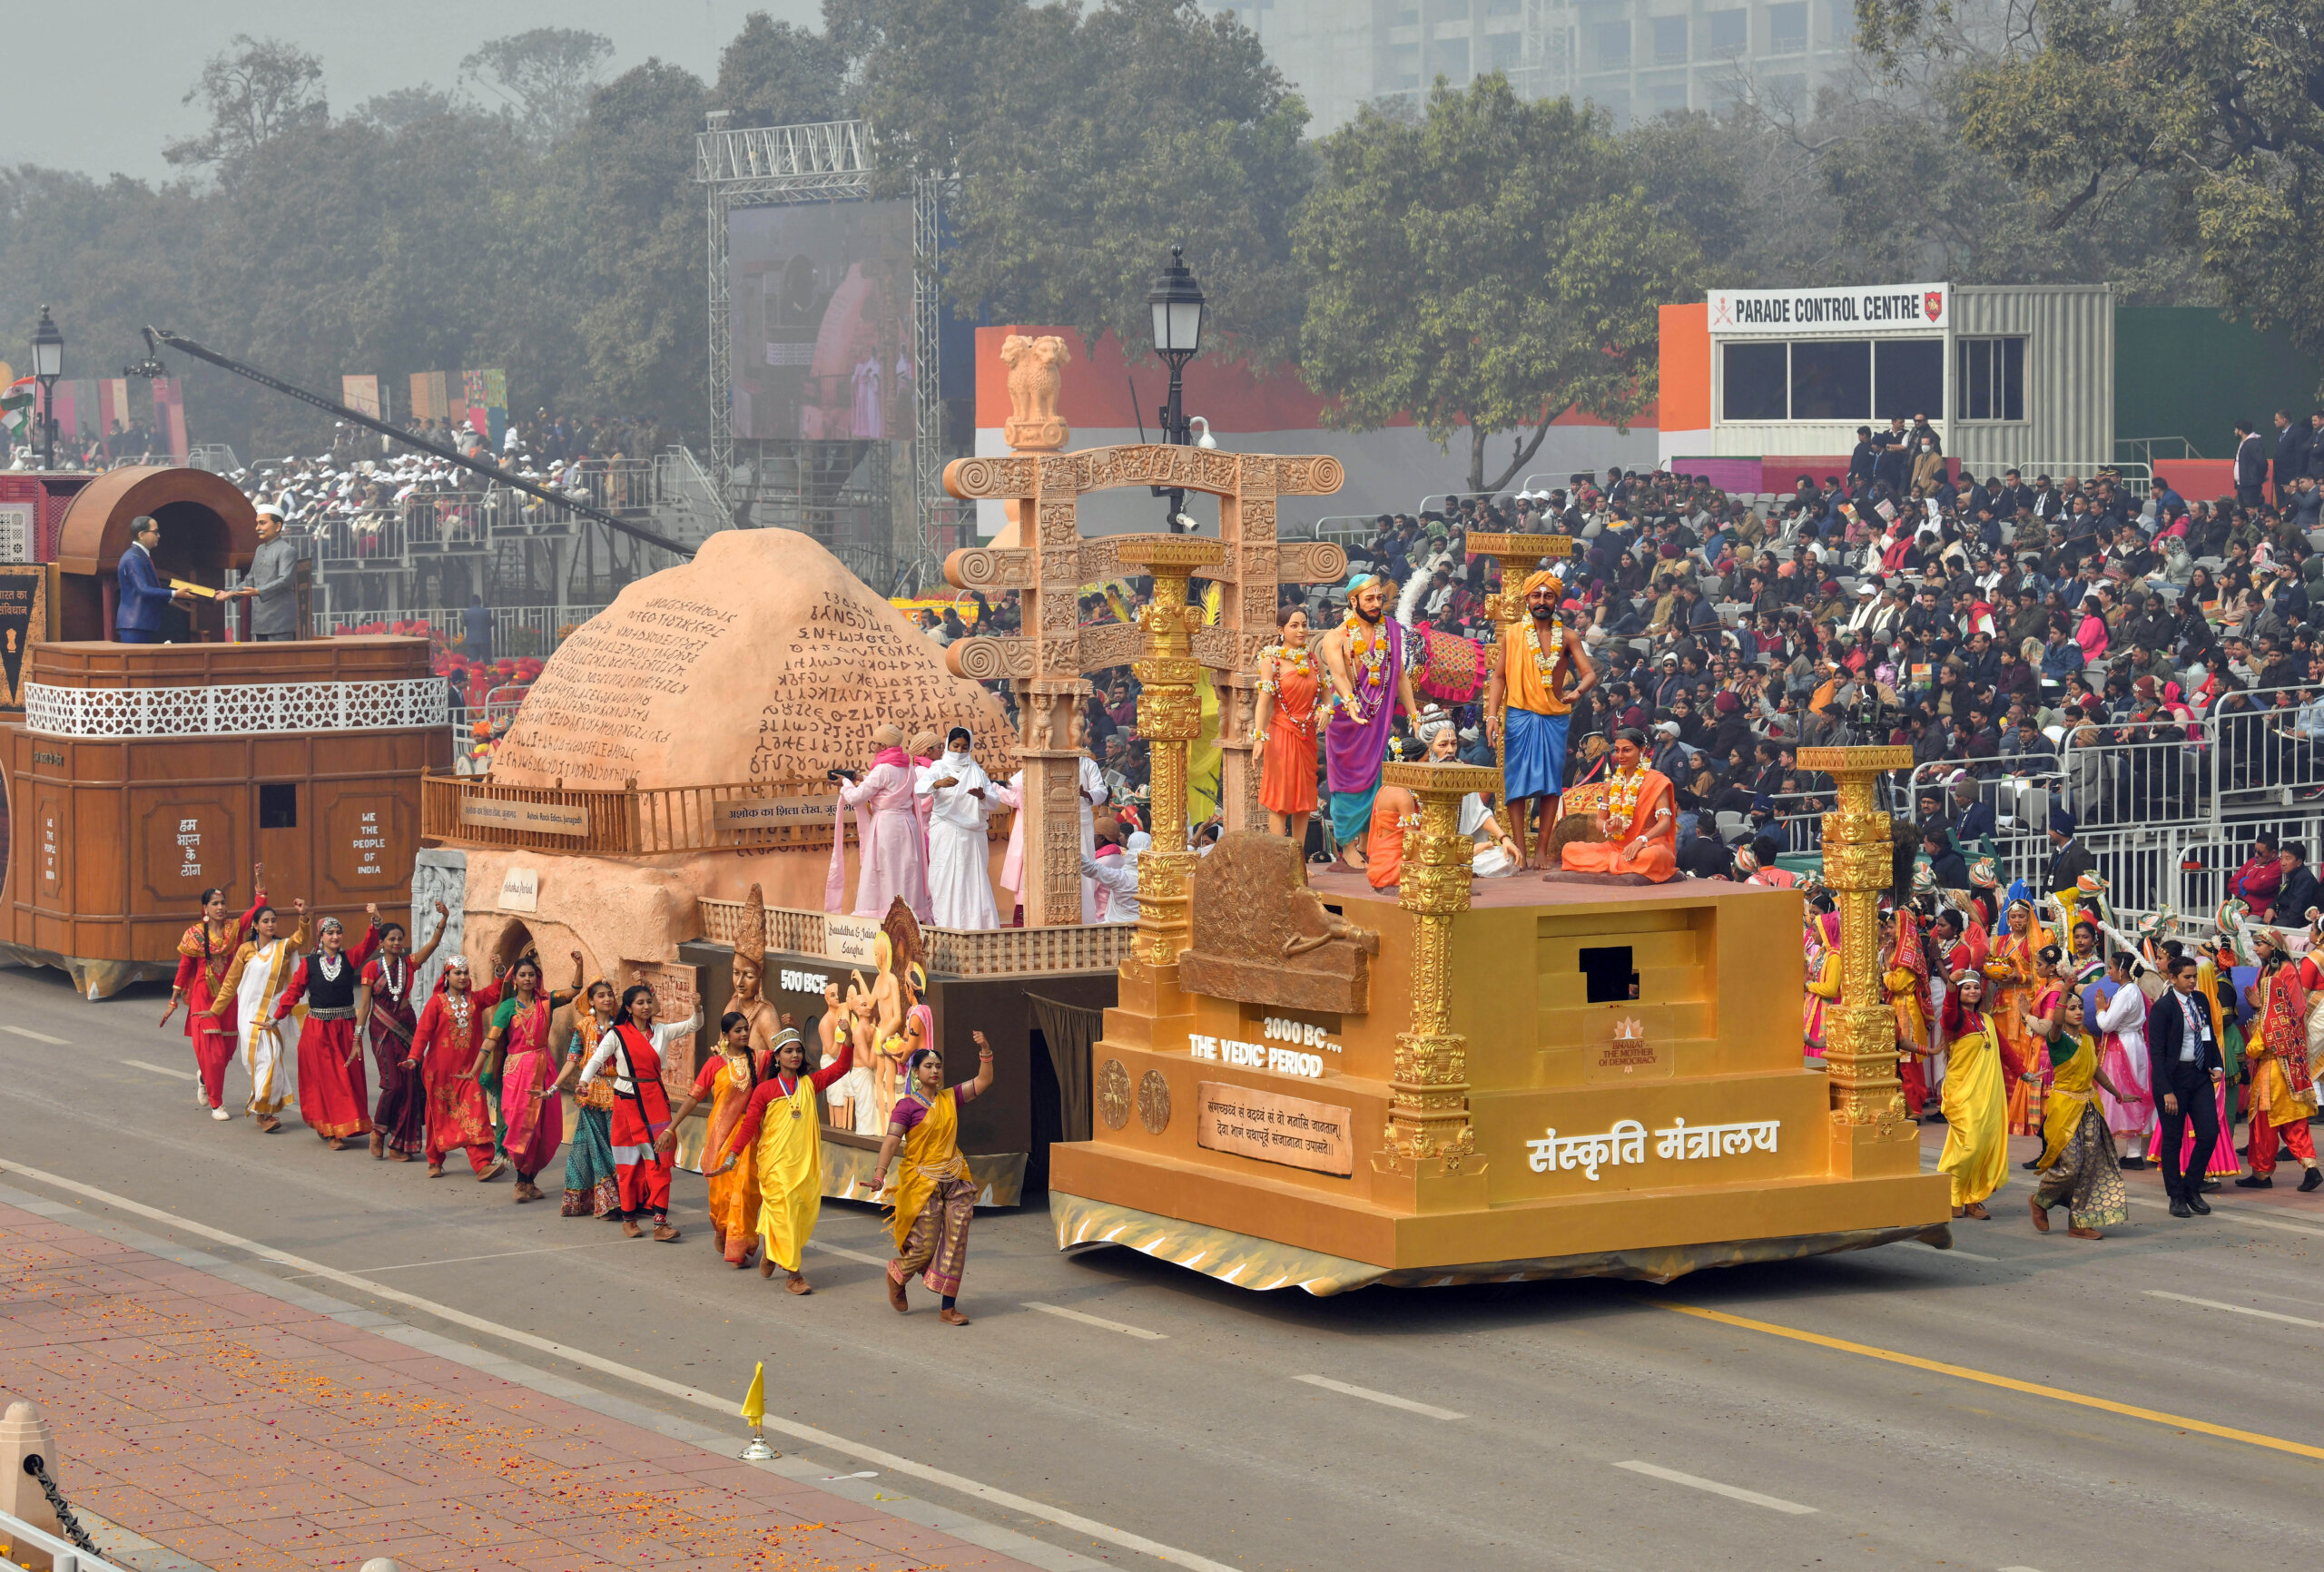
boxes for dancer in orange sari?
[1557,728,1677,879]
[1983,899,2050,1135]
[664,1009,772,1265]
[160,873,268,1121]
[1253,604,1320,851]
[2016,943,2068,1165]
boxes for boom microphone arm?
[144,327,699,558]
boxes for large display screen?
[728,199,916,442]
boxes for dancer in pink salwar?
[2091,949,2155,1167]
[830,722,931,920]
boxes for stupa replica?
[422,526,1081,1201]
[433,526,1016,973]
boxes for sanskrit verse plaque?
[1195,1081,1354,1176]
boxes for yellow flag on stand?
[740,1361,765,1427]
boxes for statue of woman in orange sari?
[1557,729,1678,880]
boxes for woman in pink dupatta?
[830,722,931,920]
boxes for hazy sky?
[8,0,821,182]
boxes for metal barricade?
[2012,459,2154,497]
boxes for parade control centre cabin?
[1655,282,2118,485]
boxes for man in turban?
[1485,569,1597,868]
[2043,804,2094,898]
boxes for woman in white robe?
[206,899,310,1133]
[921,727,1000,929]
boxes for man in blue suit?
[116,515,190,643]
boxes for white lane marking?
[1899,1240,2002,1263]
[1294,1373,1463,1420]
[2146,1290,2324,1330]
[2125,1192,2324,1240]
[0,1157,1243,1572]
[8,1026,71,1045]
[1613,1459,1817,1515]
[1023,1302,1167,1341]
[121,1058,197,1081]
[804,1238,890,1267]
[281,1240,627,1279]
[2000,1565,2052,1570]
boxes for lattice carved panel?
[25,678,448,740]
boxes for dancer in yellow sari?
[1983,899,2051,1135]
[2029,989,2129,1238]
[719,1025,854,1292]
[1938,969,2010,1218]
[873,1033,996,1325]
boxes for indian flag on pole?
[0,378,34,444]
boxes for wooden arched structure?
[54,467,258,641]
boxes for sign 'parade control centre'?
[1710,283,1948,335]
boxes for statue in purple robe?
[1315,575,1421,870]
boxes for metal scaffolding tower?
[697,115,951,588]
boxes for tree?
[841,0,1313,365]
[536,62,713,422]
[1858,0,2297,353]
[0,167,212,434]
[714,11,854,127]
[1295,76,1699,494]
[355,86,463,135]
[163,35,329,189]
[460,29,615,147]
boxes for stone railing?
[423,773,1014,858]
[696,897,1134,978]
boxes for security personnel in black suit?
[2147,953,2225,1216]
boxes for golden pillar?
[1374,758,1500,1180]
[1465,532,1574,869]
[1116,537,1225,974]
[1796,745,1915,1131]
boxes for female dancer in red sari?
[159,870,268,1121]
[357,899,448,1162]
[273,913,383,1147]
[584,984,697,1241]
[414,957,505,1179]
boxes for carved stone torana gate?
[941,445,1346,928]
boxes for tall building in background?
[1208,0,1860,131]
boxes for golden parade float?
[1019,522,1957,1292]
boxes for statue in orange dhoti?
[1557,728,1678,881]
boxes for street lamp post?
[31,306,63,471]
[1146,244,1206,532]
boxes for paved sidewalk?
[0,1198,1042,1572]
